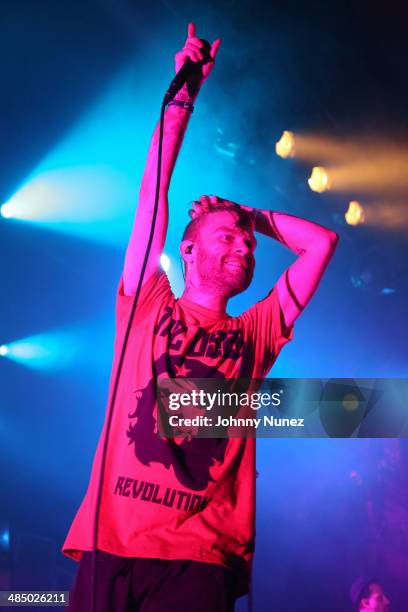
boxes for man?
[350,577,390,611]
[64,23,338,611]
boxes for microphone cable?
[90,98,166,612]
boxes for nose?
[234,238,252,255]
[232,242,254,271]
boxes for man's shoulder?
[116,269,175,326]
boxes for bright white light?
[308,167,331,193]
[9,342,52,360]
[3,333,77,371]
[276,131,296,158]
[160,254,170,272]
[0,204,13,219]
[0,345,8,356]
[345,200,365,226]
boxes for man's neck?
[181,285,228,313]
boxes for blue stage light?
[0,528,10,552]
[2,332,78,371]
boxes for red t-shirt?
[62,270,293,594]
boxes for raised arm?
[252,209,339,328]
[123,24,221,296]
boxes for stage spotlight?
[345,201,365,226]
[308,167,331,193]
[0,527,10,551]
[3,333,77,371]
[275,131,296,159]
[160,254,170,272]
[0,204,13,219]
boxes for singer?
[63,23,338,611]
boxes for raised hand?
[175,23,221,97]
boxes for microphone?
[163,60,199,105]
[163,42,212,105]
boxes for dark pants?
[68,550,236,611]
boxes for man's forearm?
[252,209,338,256]
[200,196,338,256]
[123,101,193,294]
[139,99,193,202]
[250,207,338,328]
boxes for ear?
[180,240,195,265]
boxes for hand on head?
[189,195,256,232]
[190,195,236,219]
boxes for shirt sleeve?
[115,268,173,328]
[238,286,294,377]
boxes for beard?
[196,251,254,297]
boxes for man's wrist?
[168,99,194,113]
[166,83,198,114]
[240,205,274,236]
[176,83,200,104]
